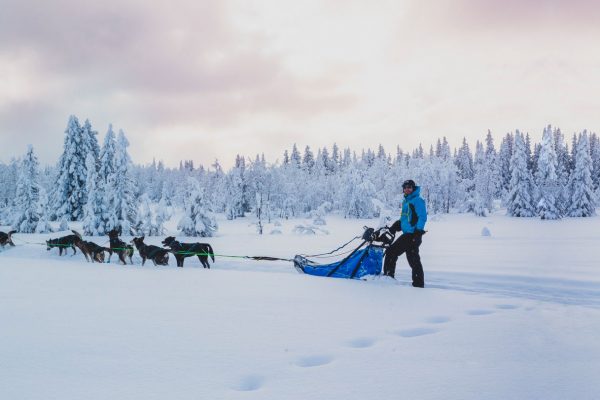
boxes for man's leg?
[406,236,424,287]
[383,235,410,278]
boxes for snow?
[1,212,600,399]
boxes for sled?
[293,227,393,280]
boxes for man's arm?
[414,198,427,231]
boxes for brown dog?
[107,228,134,265]
[162,236,214,268]
[46,230,82,256]
[75,240,112,263]
[132,236,169,266]
[0,230,16,248]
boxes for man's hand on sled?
[388,220,401,234]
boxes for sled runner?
[293,226,394,280]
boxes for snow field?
[1,213,600,399]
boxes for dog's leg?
[200,256,210,269]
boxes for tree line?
[0,117,598,236]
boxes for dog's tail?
[7,230,16,246]
[71,230,83,240]
[207,244,215,263]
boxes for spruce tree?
[473,141,488,216]
[12,146,51,233]
[535,126,561,219]
[302,146,315,174]
[566,132,596,217]
[506,132,536,217]
[290,144,302,168]
[553,127,571,215]
[113,129,138,234]
[455,138,474,180]
[98,126,118,233]
[498,133,514,196]
[52,115,90,221]
[82,154,103,235]
[99,125,118,183]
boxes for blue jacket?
[400,186,427,234]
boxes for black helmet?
[402,179,416,190]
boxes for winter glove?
[388,220,401,234]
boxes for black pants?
[383,233,424,287]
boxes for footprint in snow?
[495,304,519,310]
[467,309,495,316]
[295,354,334,368]
[425,316,451,324]
[393,327,439,338]
[229,375,264,392]
[346,337,377,349]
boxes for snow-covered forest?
[1,116,599,236]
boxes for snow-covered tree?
[0,159,19,224]
[290,144,302,168]
[498,133,514,197]
[82,118,100,164]
[340,165,376,218]
[154,187,171,235]
[506,131,536,217]
[302,146,315,174]
[136,194,160,236]
[590,133,600,196]
[246,155,271,233]
[224,156,246,220]
[566,132,596,217]
[52,115,90,221]
[454,138,475,212]
[12,146,52,233]
[112,130,138,234]
[98,125,118,183]
[82,154,104,235]
[473,141,488,216]
[178,177,218,237]
[535,126,561,219]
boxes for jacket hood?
[404,186,421,199]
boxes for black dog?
[46,230,82,256]
[75,240,112,263]
[107,228,134,265]
[0,230,16,248]
[132,236,169,266]
[162,236,214,268]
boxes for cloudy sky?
[1,0,600,168]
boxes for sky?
[1,0,600,168]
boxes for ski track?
[426,271,600,308]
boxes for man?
[383,179,427,287]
